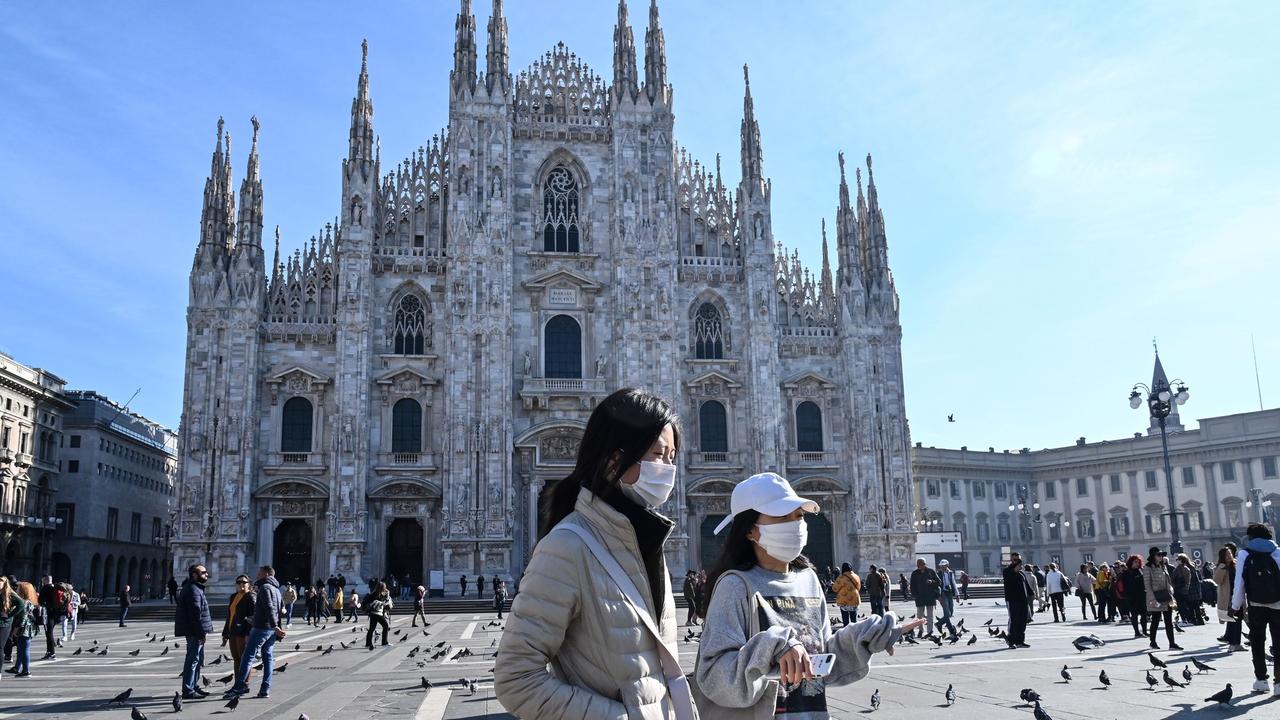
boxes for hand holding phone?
[767,650,834,683]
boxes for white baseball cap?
[713,472,820,535]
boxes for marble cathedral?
[173,0,916,592]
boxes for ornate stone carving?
[540,435,579,460]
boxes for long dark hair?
[540,388,681,538]
[702,509,811,616]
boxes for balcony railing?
[681,256,741,268]
[520,376,609,410]
[375,452,439,471]
[786,450,838,467]
[281,453,310,464]
[687,451,744,469]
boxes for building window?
[1221,462,1236,481]
[692,303,726,360]
[1144,470,1158,490]
[1109,515,1130,536]
[1182,467,1195,487]
[392,295,427,355]
[1076,518,1096,538]
[973,482,986,499]
[795,402,823,452]
[977,522,990,542]
[0,427,7,448]
[107,507,119,540]
[699,401,728,453]
[391,398,423,454]
[1265,456,1278,478]
[1109,474,1121,493]
[1048,522,1060,540]
[130,512,142,543]
[67,460,79,473]
[1184,511,1205,531]
[926,479,940,498]
[69,435,81,448]
[1044,482,1056,500]
[55,503,74,537]
[543,315,582,379]
[1145,513,1164,534]
[997,520,1011,542]
[280,397,314,453]
[541,166,580,252]
[1076,477,1088,496]
[949,479,960,499]
[1081,552,1094,564]
[994,483,1007,500]
[151,517,162,545]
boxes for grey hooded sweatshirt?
[695,565,902,719]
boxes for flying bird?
[1148,652,1167,669]
[1191,657,1216,674]
[1163,670,1186,689]
[172,692,183,713]
[870,689,880,711]
[1204,684,1233,706]
[944,684,955,705]
[1032,701,1052,720]
[111,688,134,705]
[1060,665,1072,683]
[948,414,955,422]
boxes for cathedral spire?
[198,117,235,258]
[834,151,860,288]
[349,40,375,165]
[864,153,888,273]
[271,226,282,285]
[453,0,478,94]
[740,64,764,190]
[612,0,638,103]
[220,130,236,253]
[820,218,834,301]
[643,0,667,103]
[236,116,264,249]
[485,0,508,93]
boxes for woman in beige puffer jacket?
[1141,549,1181,651]
[496,389,683,720]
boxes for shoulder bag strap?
[554,523,699,720]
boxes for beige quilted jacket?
[495,487,678,720]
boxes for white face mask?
[755,518,808,564]
[620,460,677,508]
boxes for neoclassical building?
[914,356,1280,575]
[173,0,915,593]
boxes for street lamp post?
[1247,488,1275,531]
[1129,355,1189,556]
[1008,485,1041,546]
[26,515,64,579]
[1047,520,1070,565]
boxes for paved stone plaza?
[1,599,1272,719]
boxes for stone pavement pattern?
[1,600,1273,719]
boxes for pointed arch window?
[393,295,427,355]
[544,315,582,379]
[391,398,422,454]
[281,397,313,453]
[699,401,728,453]
[796,401,823,452]
[541,167,580,253]
[693,303,724,359]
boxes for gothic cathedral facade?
[173,0,915,592]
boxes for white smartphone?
[766,652,836,681]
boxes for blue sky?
[1,1,1277,451]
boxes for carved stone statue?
[340,416,354,454]
[595,354,607,378]
[222,481,237,511]
[523,350,532,377]
[339,478,354,511]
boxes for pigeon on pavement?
[1182,665,1193,683]
[1162,669,1186,689]
[1099,670,1110,689]
[1032,701,1052,720]
[1145,671,1158,690]
[944,684,955,705]
[1060,665,1071,683]
[110,688,134,706]
[1204,684,1233,706]
[172,691,183,712]
[1148,652,1167,669]
[870,689,880,711]
[130,706,148,720]
[966,635,977,646]
[1191,657,1216,673]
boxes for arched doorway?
[51,553,71,583]
[804,513,834,573]
[385,518,424,586]
[699,515,728,571]
[273,520,313,586]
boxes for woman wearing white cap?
[496,388,693,719]
[693,473,921,718]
